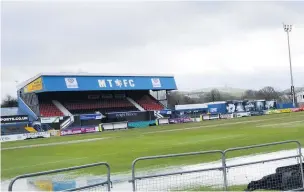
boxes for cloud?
[1,1,304,99]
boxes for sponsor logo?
[101,94,113,99]
[65,78,78,88]
[220,114,233,119]
[40,117,60,123]
[169,117,193,124]
[209,114,219,119]
[1,137,10,141]
[23,132,50,138]
[114,94,126,99]
[24,77,43,93]
[227,104,236,113]
[235,112,251,117]
[88,95,100,100]
[210,108,217,113]
[279,109,292,113]
[1,132,50,142]
[151,78,161,88]
[1,116,29,123]
[251,111,264,116]
[80,114,103,120]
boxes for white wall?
[175,103,208,110]
[296,91,304,103]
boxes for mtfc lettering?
[98,79,135,88]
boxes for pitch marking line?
[256,120,304,127]
[1,137,111,151]
[143,115,304,135]
[1,157,88,171]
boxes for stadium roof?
[1,107,27,116]
[17,72,175,90]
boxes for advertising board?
[40,117,60,123]
[42,75,177,92]
[291,108,302,112]
[279,109,292,113]
[106,111,155,122]
[24,132,51,139]
[60,127,99,136]
[1,115,29,124]
[80,114,103,120]
[24,77,43,93]
[0,132,50,142]
[220,114,234,119]
[234,112,251,118]
[0,134,25,142]
[267,109,281,114]
[209,114,220,120]
[250,111,264,116]
[169,117,193,124]
[202,114,220,120]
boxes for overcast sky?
[1,1,304,99]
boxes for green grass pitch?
[1,112,304,180]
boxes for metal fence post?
[106,163,111,191]
[221,152,228,191]
[131,159,137,192]
[297,142,304,189]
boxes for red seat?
[39,103,64,117]
[62,98,137,114]
[134,95,164,111]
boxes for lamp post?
[283,23,296,107]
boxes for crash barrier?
[131,140,304,191]
[8,162,111,191]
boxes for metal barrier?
[130,150,226,191]
[8,162,111,191]
[131,140,304,191]
[223,140,304,191]
[7,141,304,191]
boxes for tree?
[204,89,221,102]
[167,91,200,108]
[257,86,279,100]
[1,95,18,107]
[242,89,258,100]
[167,91,181,109]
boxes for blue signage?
[80,114,103,120]
[37,75,176,92]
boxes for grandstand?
[0,73,177,139]
[17,73,175,116]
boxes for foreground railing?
[8,140,303,191]
[130,140,303,191]
[8,162,111,191]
